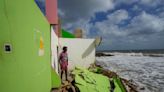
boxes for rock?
[96,52,114,57]
[139,87,145,90]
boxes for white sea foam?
[96,54,164,92]
[103,52,164,57]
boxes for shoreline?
[96,52,164,57]
[96,55,164,92]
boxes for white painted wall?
[51,26,59,73]
[59,38,96,70]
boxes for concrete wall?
[0,0,52,91]
[51,26,59,73]
[59,38,96,70]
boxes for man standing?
[59,46,68,81]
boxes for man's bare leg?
[61,70,63,80]
[65,69,68,81]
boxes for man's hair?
[63,46,67,51]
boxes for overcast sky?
[36,0,164,50]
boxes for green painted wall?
[51,68,61,88]
[62,29,75,38]
[0,0,55,92]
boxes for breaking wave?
[102,52,164,57]
[96,52,164,92]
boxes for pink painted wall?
[46,0,58,24]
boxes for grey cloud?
[92,10,164,50]
[58,0,114,24]
[94,11,164,37]
[114,0,138,5]
[107,9,129,24]
[126,12,164,36]
[57,0,164,50]
[139,0,164,7]
[33,0,164,50]
[114,0,164,7]
[58,0,114,38]
[92,9,129,37]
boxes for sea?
[96,49,164,92]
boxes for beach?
[96,52,164,92]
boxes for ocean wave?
[97,52,164,57]
[96,55,164,92]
